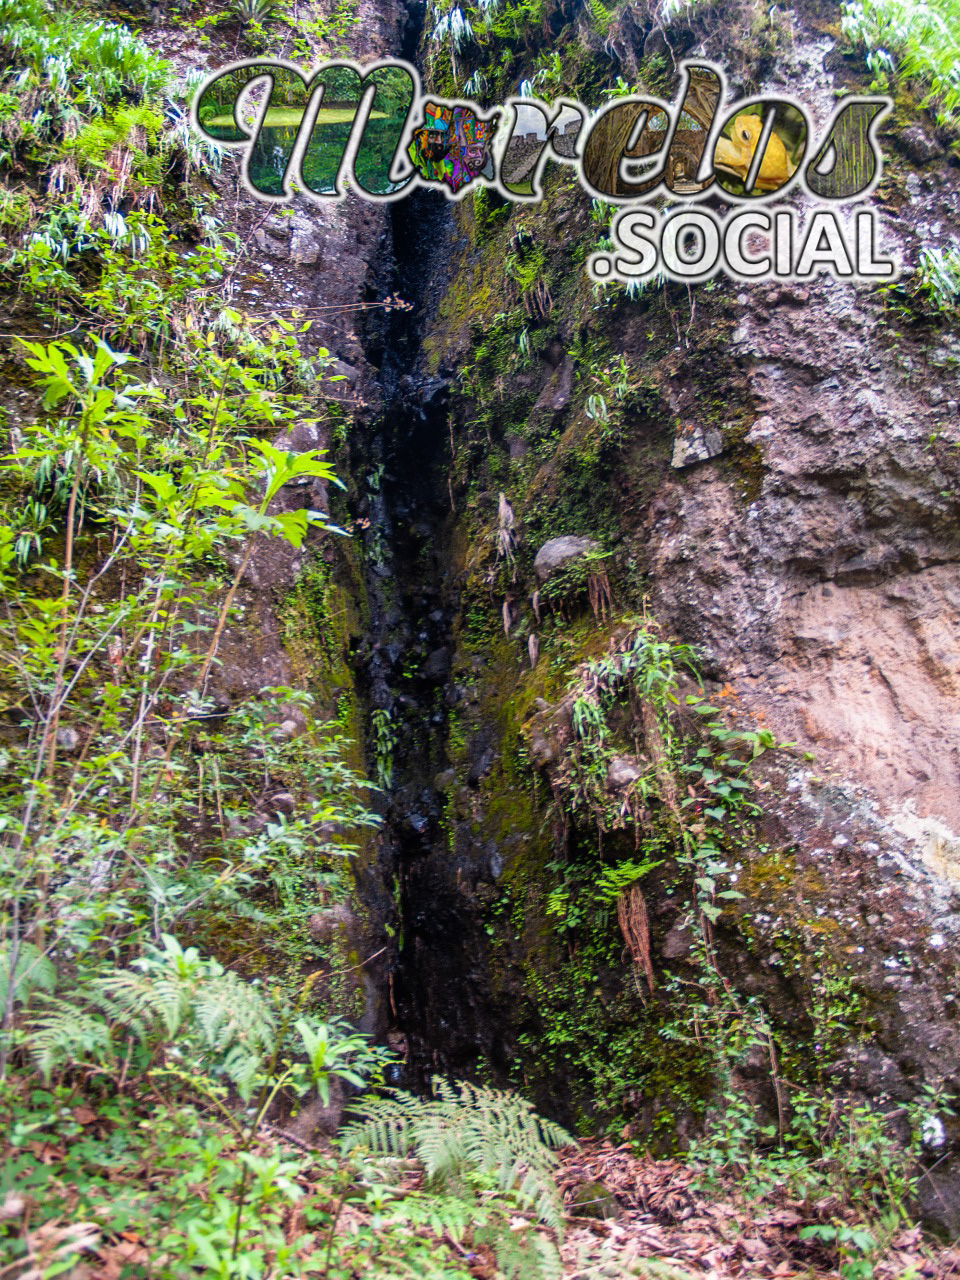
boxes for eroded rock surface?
[382,0,960,1179]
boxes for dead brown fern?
[495,492,517,581]
[617,881,655,996]
[587,567,613,620]
[523,278,553,319]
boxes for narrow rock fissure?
[351,178,492,1088]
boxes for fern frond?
[342,1078,573,1235]
[24,939,283,1095]
[341,1089,420,1158]
[0,942,57,1010]
[97,968,189,1039]
[385,1190,478,1242]
[476,1219,564,1280]
[195,972,276,1055]
[220,1044,261,1099]
[27,1000,114,1080]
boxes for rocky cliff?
[132,0,960,1227]
[351,0,960,1230]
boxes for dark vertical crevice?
[345,0,510,1086]
[365,189,516,1085]
[351,171,477,1083]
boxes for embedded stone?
[533,535,601,583]
[900,124,943,166]
[56,726,81,753]
[468,746,495,786]
[606,755,642,789]
[662,922,694,959]
[421,647,451,682]
[308,903,355,943]
[671,424,725,468]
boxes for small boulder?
[421,647,451,682]
[283,1079,346,1140]
[56,726,81,754]
[534,536,601,584]
[526,694,576,767]
[289,220,323,265]
[330,359,359,385]
[468,746,496,787]
[530,355,574,422]
[606,756,642,789]
[900,124,943,166]
[308,903,356,944]
[662,921,694,959]
[528,728,559,767]
[570,1180,620,1220]
[267,791,296,817]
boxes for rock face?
[648,287,960,862]
[137,0,960,1199]
[381,0,960,1190]
[534,535,602,583]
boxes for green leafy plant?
[228,0,277,24]
[371,707,396,790]
[343,1076,572,1231]
[841,0,960,123]
[11,497,53,567]
[595,855,663,904]
[801,1224,878,1280]
[917,243,960,311]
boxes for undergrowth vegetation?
[421,0,960,1264]
[0,2,578,1277]
[842,0,960,124]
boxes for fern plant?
[430,6,475,51]
[26,1005,116,1083]
[0,941,56,1013]
[25,934,379,1105]
[342,1076,573,1233]
[596,855,664,904]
